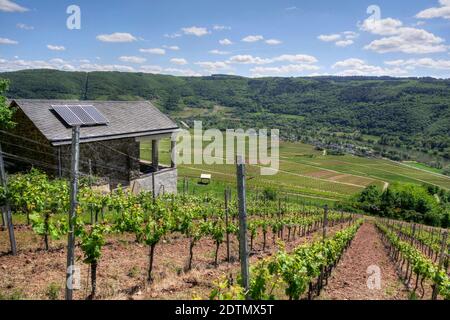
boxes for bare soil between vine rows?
[320,222,408,300]
[0,221,349,300]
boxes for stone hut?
[1,99,179,194]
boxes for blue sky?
[0,0,449,78]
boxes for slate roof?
[10,100,179,146]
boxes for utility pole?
[0,143,17,255]
[236,155,249,296]
[66,126,80,300]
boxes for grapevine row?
[210,219,364,300]
[386,220,449,264]
[376,221,449,300]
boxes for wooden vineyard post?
[225,187,230,263]
[278,198,281,218]
[88,159,95,225]
[152,172,156,203]
[432,230,448,300]
[66,126,80,300]
[1,206,6,230]
[410,223,416,245]
[285,195,288,215]
[236,156,249,296]
[323,205,328,241]
[0,143,17,255]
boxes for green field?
[141,138,450,206]
[401,161,443,174]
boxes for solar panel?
[80,105,109,124]
[52,105,84,126]
[71,106,96,124]
[52,105,109,127]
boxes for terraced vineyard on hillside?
[142,139,450,205]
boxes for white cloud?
[360,18,403,36]
[318,31,358,47]
[139,48,166,55]
[0,37,18,45]
[209,49,231,55]
[335,40,354,47]
[219,38,233,45]
[318,34,341,42]
[163,67,202,76]
[49,58,68,64]
[16,23,33,30]
[242,35,264,42]
[365,28,446,54]
[163,45,180,51]
[47,45,66,51]
[332,58,367,69]
[170,58,188,65]
[195,61,231,72]
[79,59,90,63]
[181,26,210,36]
[0,58,135,73]
[273,54,318,64]
[361,17,447,54]
[343,31,359,39]
[0,0,28,12]
[79,64,135,72]
[228,55,271,64]
[119,56,146,64]
[227,53,318,65]
[0,58,76,72]
[140,65,163,73]
[385,58,450,70]
[96,32,137,43]
[265,39,282,45]
[250,64,320,77]
[332,58,407,76]
[164,32,182,39]
[213,25,231,31]
[140,65,202,76]
[416,0,450,20]
[285,6,297,11]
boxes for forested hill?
[1,69,450,159]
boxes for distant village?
[314,141,375,158]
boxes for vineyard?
[0,169,448,300]
[149,139,450,205]
[376,221,449,300]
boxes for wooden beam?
[152,140,159,172]
[170,140,176,168]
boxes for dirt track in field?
[320,222,408,300]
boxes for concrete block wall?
[130,167,178,195]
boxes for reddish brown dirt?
[320,222,408,300]
[0,221,348,300]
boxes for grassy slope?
[401,161,443,174]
